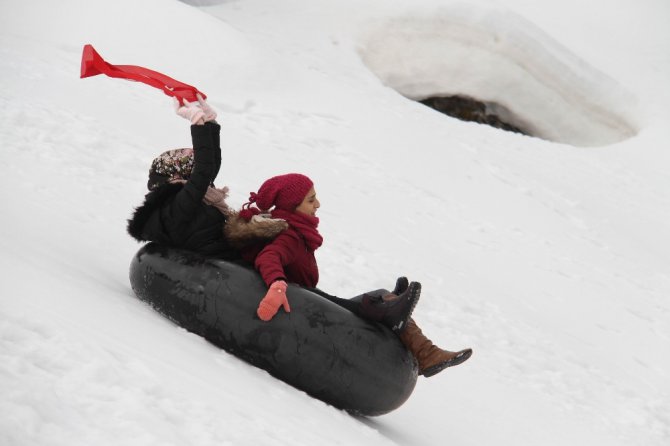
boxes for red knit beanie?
[248,173,314,211]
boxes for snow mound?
[357,6,638,147]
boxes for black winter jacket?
[127,122,237,259]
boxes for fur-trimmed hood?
[224,211,288,249]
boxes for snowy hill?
[1,0,669,445]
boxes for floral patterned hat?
[147,148,194,190]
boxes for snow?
[1,0,669,445]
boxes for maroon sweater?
[247,227,319,288]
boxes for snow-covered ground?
[1,0,669,444]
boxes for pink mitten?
[257,280,290,321]
[173,98,205,124]
[196,93,217,122]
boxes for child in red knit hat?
[240,175,472,377]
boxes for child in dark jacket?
[239,174,472,377]
[127,97,285,258]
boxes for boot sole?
[421,348,473,377]
[391,282,421,334]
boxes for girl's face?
[295,187,320,217]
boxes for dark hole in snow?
[358,10,638,147]
[419,95,528,135]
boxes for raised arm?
[170,98,221,219]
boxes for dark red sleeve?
[254,231,301,286]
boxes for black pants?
[305,287,390,318]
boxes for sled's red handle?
[80,44,206,104]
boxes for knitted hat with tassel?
[247,173,313,210]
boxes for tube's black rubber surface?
[129,243,417,416]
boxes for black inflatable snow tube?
[129,243,418,416]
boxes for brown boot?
[399,319,472,377]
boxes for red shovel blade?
[79,44,206,104]
[80,44,104,78]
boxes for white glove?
[196,93,217,122]
[173,98,205,125]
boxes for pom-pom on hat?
[247,173,314,211]
[147,148,194,190]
